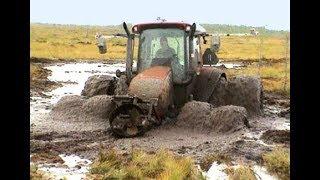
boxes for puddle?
[46,62,125,105]
[204,62,246,69]
[253,165,278,180]
[30,62,126,123]
[35,154,92,180]
[205,162,229,180]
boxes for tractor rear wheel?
[209,76,263,116]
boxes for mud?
[30,63,62,97]
[31,152,65,164]
[114,75,129,95]
[81,75,116,97]
[210,76,263,116]
[260,130,290,144]
[176,101,249,133]
[224,140,272,163]
[30,61,290,178]
[50,95,114,122]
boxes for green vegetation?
[225,165,257,180]
[89,149,205,179]
[262,148,290,180]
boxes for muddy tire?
[109,104,145,138]
[210,76,263,116]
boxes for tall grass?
[262,148,290,180]
[225,165,257,180]
[89,149,204,179]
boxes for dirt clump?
[31,152,64,164]
[176,101,248,133]
[81,75,116,97]
[279,107,290,118]
[50,95,114,122]
[225,140,272,163]
[114,75,128,95]
[210,76,263,116]
[260,130,290,144]
[82,95,115,119]
[210,105,249,133]
[264,93,290,107]
[50,95,86,121]
[30,63,62,96]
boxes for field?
[30,23,290,96]
[31,23,289,61]
[30,23,290,179]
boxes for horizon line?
[30,21,289,31]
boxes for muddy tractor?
[96,22,263,137]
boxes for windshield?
[138,28,187,83]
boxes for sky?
[30,0,290,31]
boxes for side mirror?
[95,34,107,54]
[211,35,220,53]
[202,48,219,65]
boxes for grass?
[225,62,290,97]
[225,165,257,180]
[30,23,290,96]
[30,164,44,180]
[31,23,289,62]
[262,148,290,180]
[89,148,205,179]
[204,35,290,61]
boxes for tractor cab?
[97,22,220,85]
[93,22,262,138]
[95,22,224,137]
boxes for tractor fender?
[193,67,226,102]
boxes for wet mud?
[30,61,290,178]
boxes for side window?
[193,38,200,61]
[190,37,200,71]
[151,37,161,59]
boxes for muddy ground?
[30,61,290,178]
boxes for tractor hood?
[128,66,173,115]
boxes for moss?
[262,148,290,180]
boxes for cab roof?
[132,22,192,34]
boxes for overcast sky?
[30,0,290,30]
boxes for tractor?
[95,21,262,137]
